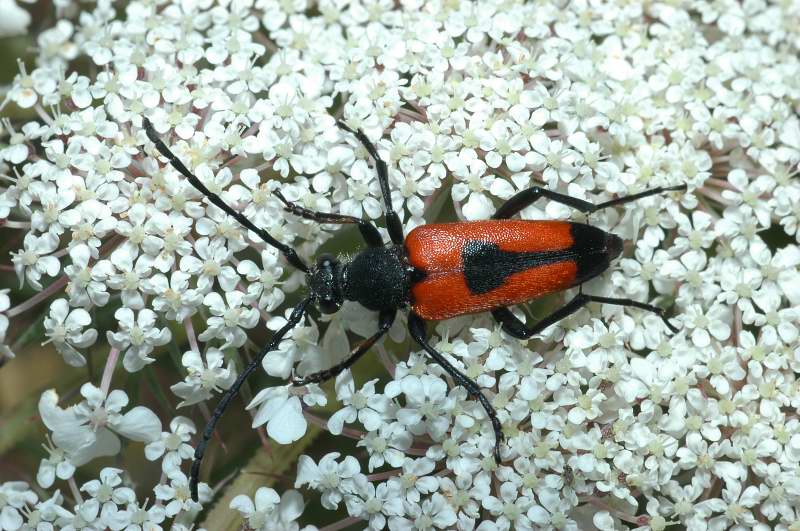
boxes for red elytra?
[406,220,617,320]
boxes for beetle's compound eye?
[313,253,342,314]
[318,297,341,314]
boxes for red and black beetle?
[144,118,684,500]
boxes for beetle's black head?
[309,253,344,314]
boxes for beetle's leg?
[582,294,679,333]
[491,293,678,339]
[492,184,687,219]
[492,301,587,339]
[144,118,310,273]
[593,184,688,211]
[190,297,312,502]
[336,121,404,245]
[292,310,395,386]
[408,313,503,464]
[491,307,538,339]
[273,190,384,248]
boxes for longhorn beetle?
[143,117,685,501]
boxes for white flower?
[0,481,37,530]
[680,304,732,349]
[144,416,196,474]
[385,458,438,504]
[386,374,452,444]
[63,244,112,308]
[3,0,800,527]
[247,385,307,445]
[230,488,317,531]
[80,467,135,512]
[295,453,362,510]
[145,270,203,321]
[141,211,194,273]
[263,308,322,379]
[0,0,31,37]
[698,481,763,530]
[7,59,49,108]
[197,291,259,349]
[393,492,457,530]
[236,248,286,311]
[450,157,498,221]
[170,348,236,407]
[38,385,161,466]
[43,298,98,367]
[693,346,746,395]
[123,498,166,531]
[179,236,240,294]
[672,211,717,257]
[482,481,533,529]
[344,475,403,530]
[358,423,412,472]
[10,232,60,290]
[0,118,28,163]
[527,487,578,530]
[36,436,76,488]
[106,307,172,372]
[154,471,208,517]
[22,490,70,530]
[327,374,392,435]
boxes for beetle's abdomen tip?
[606,233,623,262]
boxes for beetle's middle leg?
[491,293,678,339]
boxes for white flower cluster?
[1,0,799,529]
[1,466,207,530]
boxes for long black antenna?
[142,118,316,499]
[189,297,312,501]
[143,118,309,273]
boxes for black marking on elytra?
[570,223,615,282]
[462,223,613,295]
[462,241,573,294]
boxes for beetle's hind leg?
[491,294,678,339]
[492,184,687,220]
[408,313,504,465]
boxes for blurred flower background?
[1,0,800,530]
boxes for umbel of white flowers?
[0,0,799,530]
